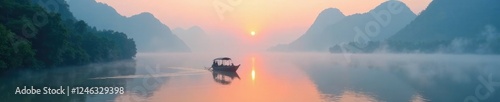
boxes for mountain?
[390,0,500,42]
[172,26,210,52]
[270,1,416,52]
[173,26,207,36]
[67,0,190,52]
[269,8,345,51]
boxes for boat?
[210,57,240,72]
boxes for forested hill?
[0,0,137,71]
[67,0,191,52]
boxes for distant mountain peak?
[173,26,206,36]
[188,26,204,32]
[320,8,343,16]
[132,12,155,18]
[372,0,413,14]
[312,7,345,28]
[129,12,158,20]
[317,8,344,19]
[171,26,209,52]
[172,26,205,34]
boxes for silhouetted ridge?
[270,1,415,52]
[68,0,190,52]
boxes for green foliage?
[0,0,136,71]
[0,24,37,70]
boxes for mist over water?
[2,0,500,101]
[2,52,499,102]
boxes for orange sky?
[95,0,432,50]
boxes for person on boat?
[213,61,218,67]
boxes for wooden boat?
[210,57,240,72]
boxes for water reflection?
[251,69,256,81]
[320,91,378,102]
[134,54,323,102]
[2,53,500,102]
[211,71,240,85]
[299,54,500,102]
[251,57,256,82]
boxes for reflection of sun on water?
[143,54,327,102]
[251,57,256,81]
[251,70,255,81]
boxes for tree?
[0,24,36,70]
[0,0,137,72]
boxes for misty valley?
[1,0,500,102]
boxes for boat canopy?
[213,57,231,61]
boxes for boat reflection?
[211,70,240,85]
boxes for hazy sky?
[95,0,432,50]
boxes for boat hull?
[212,65,240,72]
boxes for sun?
[251,31,256,36]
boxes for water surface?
[1,53,500,102]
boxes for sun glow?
[251,31,256,36]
